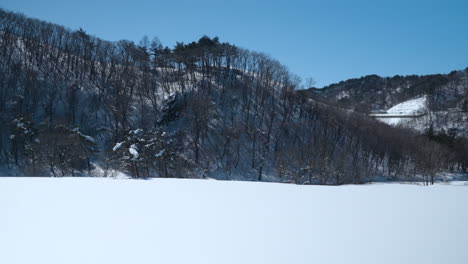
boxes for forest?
[0,8,466,184]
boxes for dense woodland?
[0,9,466,183]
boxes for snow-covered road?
[1,178,467,264]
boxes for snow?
[336,90,350,100]
[376,116,402,125]
[155,149,165,157]
[112,142,124,151]
[88,164,130,179]
[129,144,139,160]
[1,178,467,264]
[130,128,143,135]
[373,96,428,125]
[82,135,95,143]
[402,111,468,137]
[386,96,427,115]
[73,128,96,143]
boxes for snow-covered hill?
[370,96,468,137]
[308,70,468,138]
[1,178,467,264]
[308,69,468,113]
[373,96,427,125]
[386,96,427,115]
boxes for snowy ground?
[374,96,427,125]
[1,178,468,264]
[386,96,427,115]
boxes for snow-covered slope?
[386,96,427,115]
[373,96,468,137]
[310,69,468,114]
[1,178,467,264]
[375,96,427,125]
[402,111,468,136]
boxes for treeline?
[0,8,464,183]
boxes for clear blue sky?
[2,0,467,87]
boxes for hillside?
[0,8,467,181]
[306,71,468,165]
[308,71,468,113]
[368,96,468,138]
[307,72,468,136]
[1,177,468,264]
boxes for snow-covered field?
[1,178,468,264]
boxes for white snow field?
[1,178,468,264]
[386,96,427,115]
[374,96,428,125]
